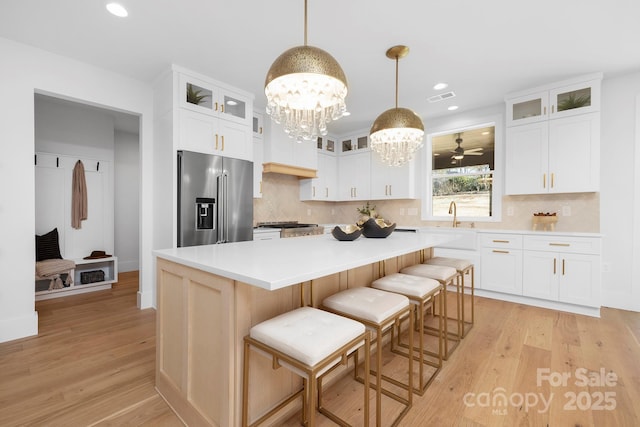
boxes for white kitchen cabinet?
[316,136,337,153]
[340,133,369,153]
[300,152,337,201]
[180,73,251,127]
[506,112,600,194]
[370,154,417,199]
[253,137,263,198]
[523,235,601,307]
[506,75,601,126]
[479,234,523,295]
[262,120,317,177]
[338,151,370,200]
[505,74,601,195]
[178,109,253,161]
[252,110,264,139]
[252,229,280,241]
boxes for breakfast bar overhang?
[153,231,453,426]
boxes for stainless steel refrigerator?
[177,150,253,247]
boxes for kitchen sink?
[419,227,478,250]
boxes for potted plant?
[186,83,210,106]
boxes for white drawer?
[523,235,601,254]
[479,233,523,249]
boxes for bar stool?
[322,287,414,427]
[242,306,370,427]
[425,256,475,337]
[400,263,460,360]
[371,273,444,395]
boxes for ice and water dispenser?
[195,198,215,230]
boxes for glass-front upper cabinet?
[316,136,336,153]
[506,76,601,126]
[181,74,218,115]
[253,111,264,139]
[220,88,249,125]
[179,73,250,126]
[340,134,369,153]
[549,80,600,119]
[506,92,549,126]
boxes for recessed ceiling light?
[106,3,128,17]
[433,82,448,90]
[447,105,459,111]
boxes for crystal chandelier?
[265,0,348,142]
[370,45,424,166]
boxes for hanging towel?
[72,160,88,229]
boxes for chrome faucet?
[449,201,460,228]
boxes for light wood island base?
[155,252,422,426]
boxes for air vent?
[427,91,456,103]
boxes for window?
[423,120,502,222]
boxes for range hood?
[262,162,317,179]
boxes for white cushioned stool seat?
[425,256,472,271]
[401,264,457,281]
[371,273,444,395]
[250,306,365,367]
[371,273,440,300]
[322,287,409,324]
[322,286,414,425]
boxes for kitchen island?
[154,231,452,426]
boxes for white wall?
[115,130,140,272]
[0,37,155,343]
[600,71,640,311]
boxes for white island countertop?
[154,231,453,291]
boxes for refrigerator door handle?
[216,174,224,244]
[223,172,229,243]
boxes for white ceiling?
[2,0,639,135]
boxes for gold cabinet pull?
[493,249,510,254]
[551,173,555,188]
[543,173,546,188]
[493,239,510,243]
[562,259,565,275]
[549,243,570,247]
[221,135,225,151]
[215,134,219,150]
[259,181,262,194]
[553,258,557,274]
[221,103,225,113]
[214,102,219,112]
[259,127,263,134]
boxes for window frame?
[421,115,504,223]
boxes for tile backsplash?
[254,173,599,232]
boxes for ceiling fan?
[451,133,483,160]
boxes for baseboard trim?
[0,310,38,343]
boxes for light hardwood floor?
[1,272,639,426]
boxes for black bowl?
[331,225,363,241]
[361,218,396,238]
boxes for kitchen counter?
[153,231,452,427]
[154,231,453,291]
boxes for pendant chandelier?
[370,45,425,166]
[265,0,348,142]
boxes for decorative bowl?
[331,225,363,241]
[361,218,396,238]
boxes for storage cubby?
[35,256,118,301]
